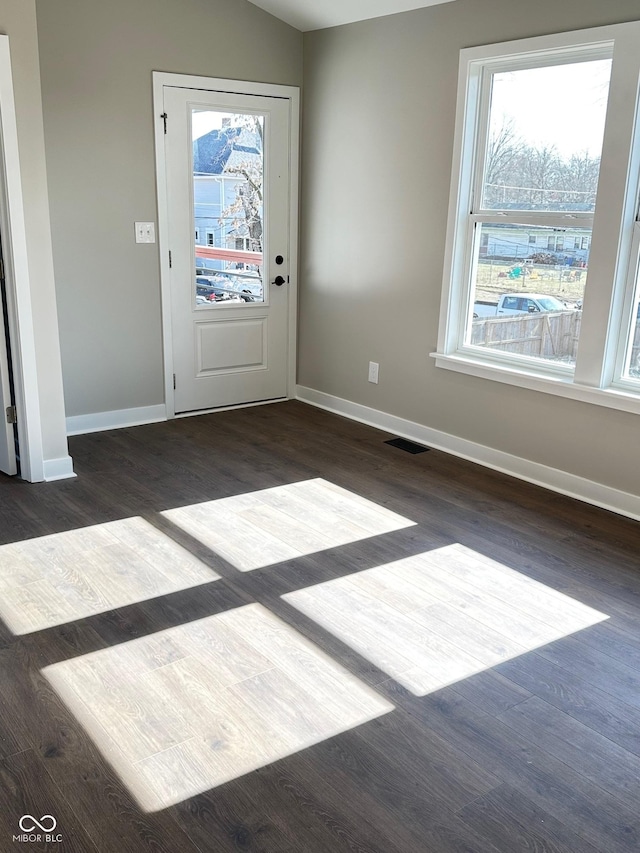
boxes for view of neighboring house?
[479,223,591,264]
[193,120,263,283]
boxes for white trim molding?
[0,36,45,482]
[432,352,640,416]
[66,404,167,436]
[296,385,640,522]
[43,456,76,482]
[436,21,640,412]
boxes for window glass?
[468,223,589,366]
[621,267,640,381]
[439,23,640,409]
[482,60,611,212]
[192,109,265,307]
[466,57,611,368]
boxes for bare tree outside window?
[219,115,264,279]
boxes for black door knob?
[274,275,286,286]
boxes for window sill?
[431,351,640,416]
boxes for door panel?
[196,317,266,375]
[164,87,290,414]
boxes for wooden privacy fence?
[471,311,581,361]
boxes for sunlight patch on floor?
[43,603,393,811]
[161,478,416,571]
[283,544,609,696]
[0,517,219,634]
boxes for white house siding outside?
[193,174,245,274]
[479,223,590,265]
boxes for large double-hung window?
[435,22,640,414]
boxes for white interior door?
[163,85,292,415]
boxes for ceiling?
[246,0,456,32]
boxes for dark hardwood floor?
[0,399,639,852]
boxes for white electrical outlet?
[135,222,156,243]
[368,361,379,384]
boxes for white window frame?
[434,22,640,416]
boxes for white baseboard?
[66,404,167,436]
[43,455,76,481]
[296,385,640,523]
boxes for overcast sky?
[192,109,232,140]
[490,58,612,159]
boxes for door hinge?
[169,250,172,268]
[173,373,176,390]
[5,405,16,424]
[161,112,168,134]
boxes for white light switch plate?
[135,222,156,243]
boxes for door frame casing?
[152,72,300,419]
[0,36,45,481]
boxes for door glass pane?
[192,109,264,306]
[467,223,590,368]
[482,59,612,212]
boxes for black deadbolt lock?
[275,255,284,265]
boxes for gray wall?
[300,0,640,497]
[36,0,303,417]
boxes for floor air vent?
[384,437,430,454]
